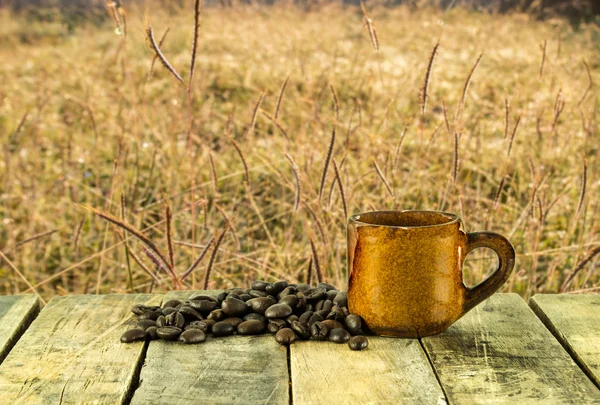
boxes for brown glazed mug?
[347,210,515,338]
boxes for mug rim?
[348,210,462,229]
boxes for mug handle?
[463,232,516,313]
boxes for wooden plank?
[0,295,39,365]
[422,293,600,404]
[291,338,447,405]
[530,294,600,389]
[131,290,289,405]
[0,294,161,405]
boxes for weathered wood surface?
[530,294,600,389]
[422,293,600,404]
[131,290,289,405]
[0,295,39,365]
[291,337,446,404]
[0,294,161,405]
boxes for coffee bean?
[226,287,246,295]
[278,286,297,299]
[243,313,266,323]
[321,319,344,330]
[222,317,243,327]
[304,303,314,312]
[298,311,314,325]
[266,280,288,295]
[237,320,266,335]
[265,303,293,319]
[315,309,330,319]
[139,310,161,321]
[212,321,235,337]
[131,305,160,316]
[310,322,329,341]
[317,282,337,291]
[275,328,296,345]
[333,291,348,308]
[249,289,268,298]
[190,294,219,303]
[166,312,185,328]
[342,307,349,317]
[131,305,146,316]
[348,335,369,350]
[308,313,324,327]
[291,321,310,340]
[179,306,203,321]
[203,319,216,332]
[322,300,334,312]
[328,328,351,343]
[295,292,307,311]
[315,300,325,311]
[345,314,364,335]
[174,312,186,328]
[185,320,209,333]
[162,299,182,309]
[267,319,287,333]
[326,290,338,301]
[121,328,146,343]
[286,315,299,325]
[250,296,277,314]
[326,309,345,323]
[251,280,270,291]
[136,319,157,330]
[207,309,225,321]
[187,299,217,313]
[296,283,311,292]
[222,298,248,317]
[156,315,166,327]
[179,329,207,344]
[216,292,228,304]
[157,326,182,341]
[227,293,242,301]
[279,294,298,308]
[239,294,252,302]
[304,287,327,302]
[146,326,158,340]
[161,307,177,316]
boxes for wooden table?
[0,292,598,404]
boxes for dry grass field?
[0,2,599,302]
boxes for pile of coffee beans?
[121,280,369,351]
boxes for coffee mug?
[347,210,515,338]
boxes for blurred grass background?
[0,0,599,301]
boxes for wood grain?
[291,337,446,404]
[0,294,161,404]
[422,293,600,404]
[530,294,600,389]
[131,290,289,405]
[0,295,39,365]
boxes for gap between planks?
[290,337,447,404]
[530,294,600,391]
[0,295,40,365]
[130,290,289,405]
[287,341,293,405]
[421,293,600,404]
[420,337,450,404]
[0,294,162,405]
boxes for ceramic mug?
[347,210,515,338]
